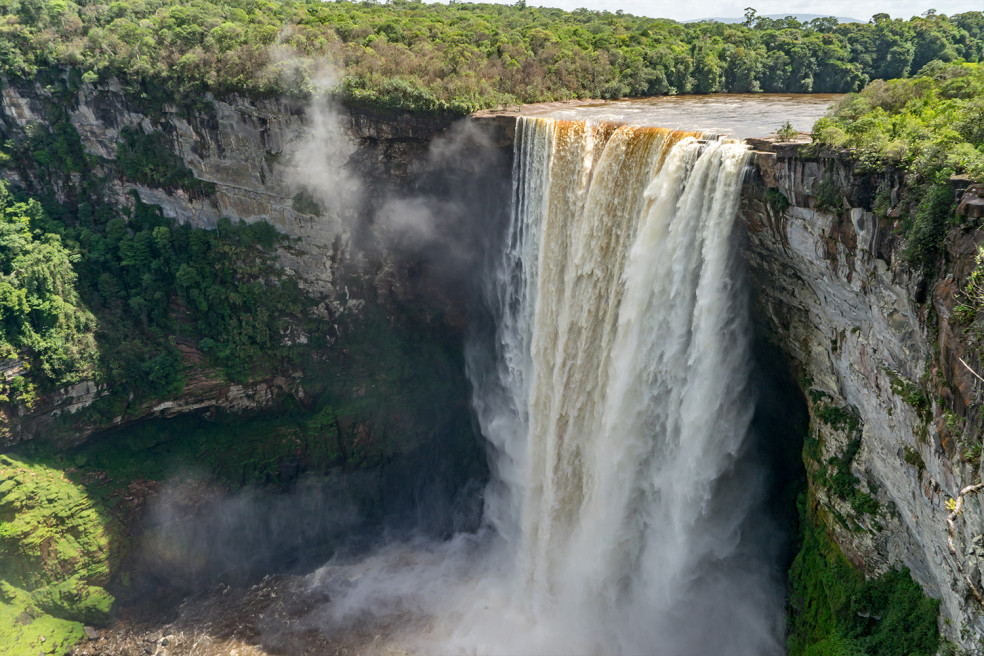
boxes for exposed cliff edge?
[740,141,984,645]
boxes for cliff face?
[0,77,506,448]
[740,144,984,643]
[1,78,452,290]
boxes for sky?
[497,0,984,23]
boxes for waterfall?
[463,116,783,655]
[307,115,785,656]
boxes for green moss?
[903,445,926,470]
[886,370,931,421]
[0,582,85,656]
[0,454,119,655]
[821,438,880,517]
[817,404,862,432]
[961,441,983,466]
[788,495,940,656]
[291,190,323,216]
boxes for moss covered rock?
[0,454,117,655]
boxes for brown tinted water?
[519,93,843,139]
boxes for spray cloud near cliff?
[279,64,507,298]
[122,469,374,611]
[282,62,363,225]
[371,120,509,293]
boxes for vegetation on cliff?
[0,181,97,407]
[0,110,322,437]
[787,495,940,656]
[0,453,118,655]
[0,180,310,420]
[811,62,984,182]
[0,0,982,113]
[811,62,984,274]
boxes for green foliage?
[807,396,879,517]
[0,173,316,418]
[72,197,308,397]
[817,404,861,432]
[0,0,982,113]
[777,120,799,142]
[766,187,791,213]
[0,453,118,655]
[18,107,89,178]
[116,127,215,196]
[0,181,97,407]
[813,175,847,214]
[788,496,941,656]
[954,304,977,325]
[966,245,984,309]
[811,63,984,276]
[887,370,931,420]
[904,178,955,275]
[902,445,926,470]
[962,441,983,465]
[291,189,322,216]
[823,438,880,516]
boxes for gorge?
[1,76,982,655]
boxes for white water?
[305,117,784,655]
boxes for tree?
[0,181,97,404]
[743,7,758,28]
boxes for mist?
[123,84,800,655]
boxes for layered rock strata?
[740,142,984,644]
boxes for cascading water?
[306,115,785,656]
[459,116,783,654]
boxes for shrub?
[777,120,799,141]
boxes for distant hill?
[686,13,866,24]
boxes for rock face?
[0,76,507,448]
[1,78,454,291]
[740,143,984,644]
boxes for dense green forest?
[0,0,983,113]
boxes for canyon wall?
[740,141,984,644]
[0,76,506,450]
